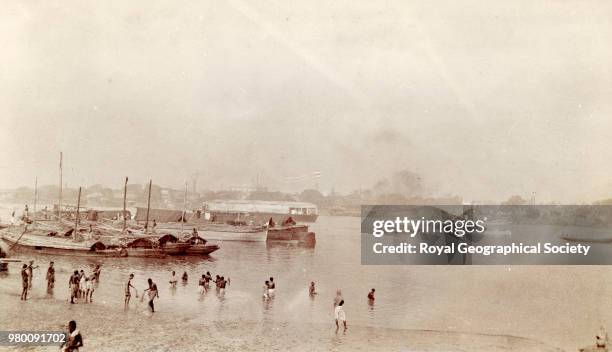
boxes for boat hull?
[1,230,151,258]
[267,225,316,245]
[198,228,267,242]
[125,248,167,258]
[184,244,220,256]
[0,234,124,257]
[161,242,191,255]
[157,224,267,242]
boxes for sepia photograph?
[1,1,612,351]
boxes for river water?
[1,214,611,351]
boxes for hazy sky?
[1,0,611,202]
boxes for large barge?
[201,200,318,223]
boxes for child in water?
[309,282,317,295]
[198,275,206,293]
[262,281,270,300]
[182,271,188,284]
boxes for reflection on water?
[0,215,611,350]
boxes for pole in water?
[181,180,187,235]
[33,176,38,229]
[58,152,63,220]
[145,180,152,233]
[123,177,128,231]
[74,187,81,241]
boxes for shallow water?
[0,215,611,351]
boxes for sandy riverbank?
[0,289,565,352]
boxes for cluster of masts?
[29,152,188,239]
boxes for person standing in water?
[198,274,207,293]
[46,262,55,292]
[85,276,95,303]
[334,300,347,331]
[169,271,178,288]
[124,273,135,309]
[93,265,101,282]
[263,280,270,300]
[144,278,159,312]
[20,264,29,300]
[27,260,37,290]
[333,289,343,308]
[596,326,608,348]
[182,271,188,284]
[367,288,375,301]
[60,320,83,352]
[309,282,317,296]
[79,271,87,298]
[203,271,212,289]
[69,270,80,304]
[267,277,275,297]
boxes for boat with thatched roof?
[184,235,220,256]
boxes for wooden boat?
[266,223,316,245]
[124,237,166,258]
[185,244,219,256]
[0,228,126,257]
[157,234,190,255]
[161,242,191,255]
[156,222,267,242]
[198,223,267,242]
[183,235,220,256]
[0,245,8,271]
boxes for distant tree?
[502,195,527,205]
[298,189,325,205]
[372,169,423,198]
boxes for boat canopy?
[158,234,179,245]
[89,241,107,251]
[126,237,157,248]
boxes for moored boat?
[267,224,316,245]
[158,234,191,255]
[0,244,9,271]
[183,235,220,256]
[124,237,167,258]
[198,223,267,242]
[155,222,267,242]
[0,228,126,257]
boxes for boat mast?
[144,180,152,234]
[123,176,128,231]
[181,180,187,235]
[58,152,63,220]
[33,176,38,229]
[73,186,81,241]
